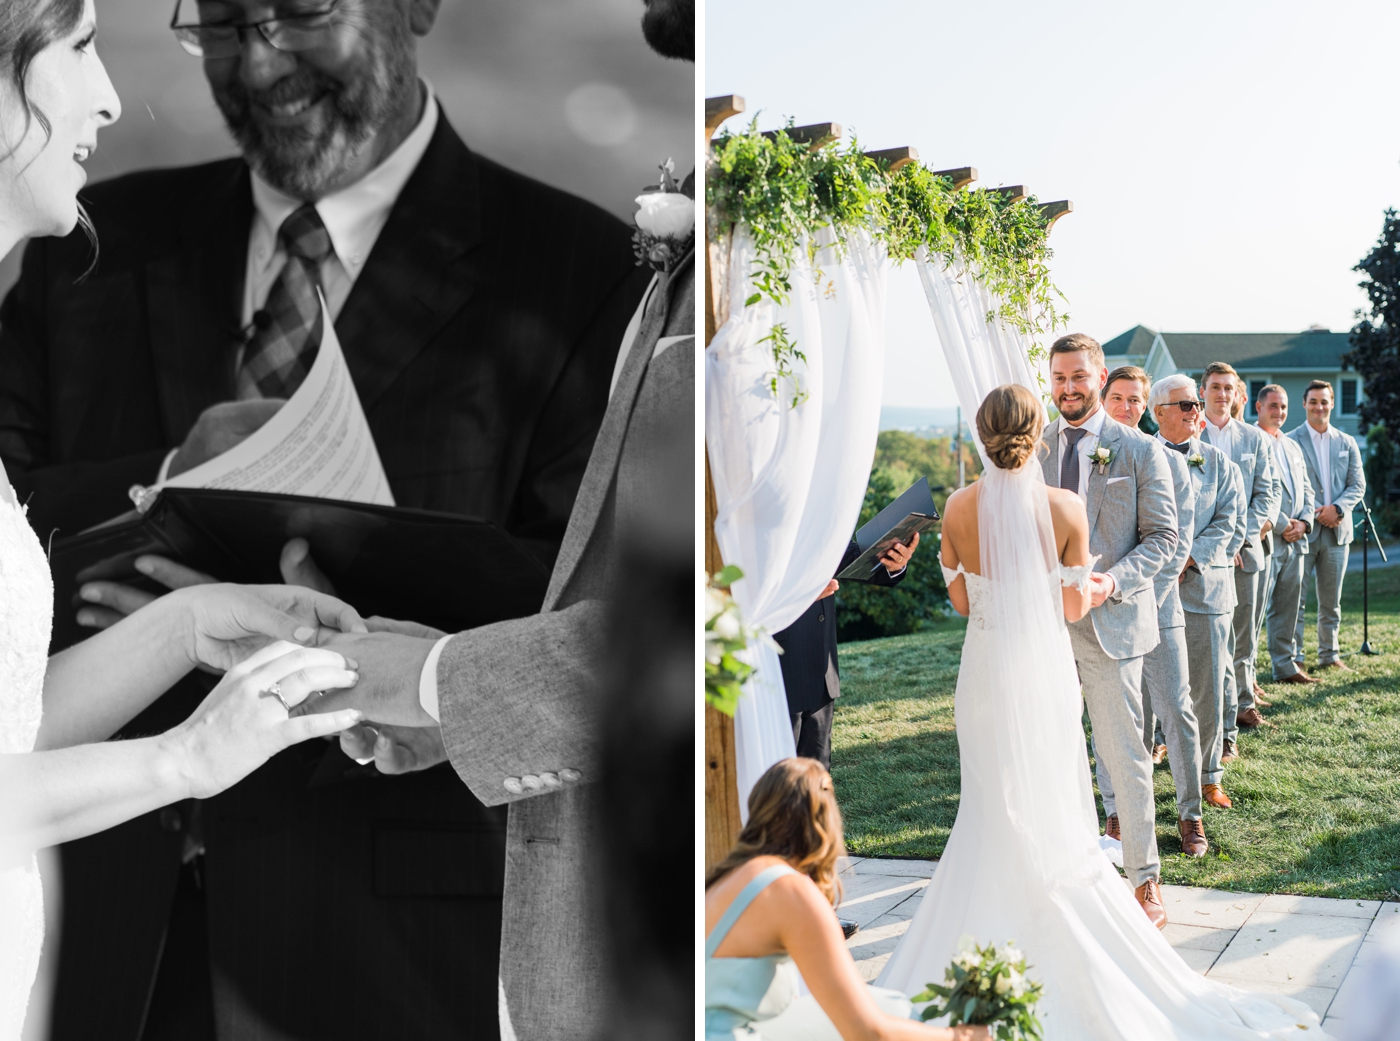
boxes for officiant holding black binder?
[775,481,930,771]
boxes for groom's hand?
[340,722,448,774]
[1087,572,1114,607]
[291,632,439,727]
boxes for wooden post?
[864,145,919,172]
[931,166,978,189]
[704,96,745,873]
[993,185,1028,203]
[1037,199,1073,229]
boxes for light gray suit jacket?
[1262,427,1314,558]
[1178,438,1241,615]
[1152,441,1194,629]
[436,253,694,1041]
[1290,423,1366,547]
[1040,414,1177,659]
[1209,417,1279,574]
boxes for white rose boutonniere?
[1187,452,1205,470]
[1089,444,1115,474]
[633,158,695,274]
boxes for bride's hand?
[166,583,370,674]
[162,640,363,799]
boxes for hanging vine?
[707,118,1068,405]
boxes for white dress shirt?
[1307,423,1335,506]
[1059,404,1108,500]
[1204,413,1235,459]
[1258,424,1295,504]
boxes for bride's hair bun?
[976,384,1046,471]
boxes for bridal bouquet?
[912,937,1044,1041]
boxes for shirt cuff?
[156,448,179,483]
[417,634,452,724]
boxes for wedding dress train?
[876,463,1327,1040]
[0,490,55,1038]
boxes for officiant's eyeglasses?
[170,0,342,58]
[1164,400,1204,413]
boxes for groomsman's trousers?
[1130,625,1203,820]
[1266,543,1307,679]
[1068,622,1161,887]
[1296,538,1349,665]
[1184,609,1232,787]
[1224,566,1261,746]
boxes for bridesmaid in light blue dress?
[704,758,987,1041]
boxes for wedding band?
[262,683,291,712]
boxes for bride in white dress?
[0,5,367,1032]
[875,384,1328,1039]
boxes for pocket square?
[1242,453,1254,462]
[1106,476,1131,485]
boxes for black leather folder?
[49,488,550,650]
[835,476,941,583]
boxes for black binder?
[835,476,941,583]
[49,488,550,650]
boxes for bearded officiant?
[0,0,654,1036]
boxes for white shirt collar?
[1063,404,1107,439]
[249,82,439,279]
[1308,422,1333,442]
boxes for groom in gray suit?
[1255,385,1317,684]
[1041,335,1178,928]
[1200,363,1280,744]
[1290,380,1366,672]
[1151,375,1241,812]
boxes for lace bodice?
[942,556,1100,630]
[0,488,53,1040]
[0,494,51,754]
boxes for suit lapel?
[542,249,694,611]
[1085,420,1115,534]
[1042,418,1062,487]
[146,160,251,443]
[334,116,482,413]
[1294,428,1321,490]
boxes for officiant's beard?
[641,0,694,60]
[212,24,412,200]
[1055,387,1099,423]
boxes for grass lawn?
[831,560,1400,900]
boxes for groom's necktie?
[237,204,333,400]
[1060,427,1088,493]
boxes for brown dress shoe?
[1135,878,1168,928]
[1220,738,1239,763]
[1237,707,1266,729]
[1316,660,1355,673]
[1104,814,1121,840]
[1178,818,1208,857]
[1202,783,1233,809]
[1152,744,1169,765]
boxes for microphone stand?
[1356,498,1387,656]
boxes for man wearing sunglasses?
[0,1,653,1038]
[1151,375,1242,814]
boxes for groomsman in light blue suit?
[1201,363,1279,751]
[1290,380,1367,672]
[1254,385,1318,684]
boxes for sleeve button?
[521,775,542,791]
[540,772,561,788]
[504,777,524,794]
[559,768,581,784]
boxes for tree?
[1345,209,1400,505]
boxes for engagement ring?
[262,683,291,712]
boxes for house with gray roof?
[1102,325,1368,441]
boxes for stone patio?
[837,856,1399,1034]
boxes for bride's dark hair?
[976,383,1045,470]
[705,758,846,906]
[1,0,86,157]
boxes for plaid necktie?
[1060,427,1088,493]
[237,204,333,400]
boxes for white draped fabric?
[707,227,888,817]
[914,247,1044,463]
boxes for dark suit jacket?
[774,540,905,715]
[0,111,650,1040]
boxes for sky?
[706,0,1400,408]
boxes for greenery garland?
[707,119,1067,405]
